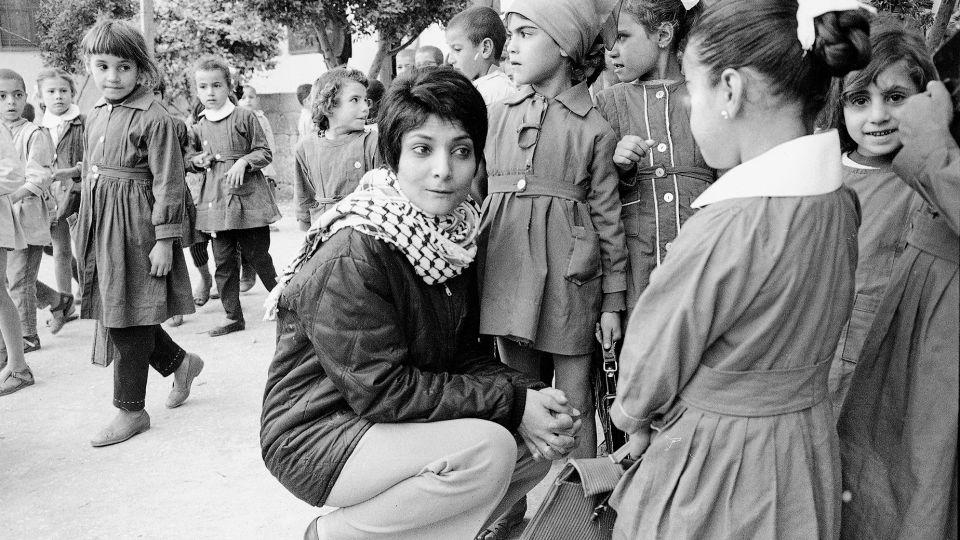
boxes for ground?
[0,206,562,540]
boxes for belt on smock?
[88,164,152,181]
[678,356,833,417]
[488,175,589,203]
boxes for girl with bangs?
[76,20,203,447]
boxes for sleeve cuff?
[601,291,626,313]
[507,384,528,430]
[610,399,649,435]
[154,223,181,239]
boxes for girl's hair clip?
[796,0,876,53]
[681,0,700,9]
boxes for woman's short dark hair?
[377,66,488,171]
[689,0,871,123]
[827,26,938,152]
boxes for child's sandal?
[0,367,35,396]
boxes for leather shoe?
[91,410,150,447]
[303,517,321,540]
[166,353,204,408]
[209,319,244,337]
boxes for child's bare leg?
[0,250,28,373]
[553,353,596,458]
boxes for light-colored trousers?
[316,418,551,540]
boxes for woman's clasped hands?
[518,388,583,461]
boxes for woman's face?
[396,115,477,216]
[682,43,739,169]
[842,61,920,157]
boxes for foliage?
[870,0,937,31]
[35,0,137,74]
[153,0,282,99]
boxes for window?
[0,0,40,50]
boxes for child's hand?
[597,311,622,351]
[225,158,248,188]
[889,81,954,146]
[190,152,212,169]
[613,136,655,171]
[149,238,174,277]
[627,427,651,460]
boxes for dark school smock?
[478,83,628,356]
[76,86,195,327]
[609,131,858,539]
[192,102,280,232]
[838,134,959,540]
[595,80,715,311]
[45,113,84,220]
[293,128,380,225]
[827,154,916,416]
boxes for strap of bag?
[595,342,628,455]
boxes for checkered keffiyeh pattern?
[265,168,480,319]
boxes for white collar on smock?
[692,130,842,208]
[200,100,236,122]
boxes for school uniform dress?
[192,102,280,323]
[77,86,194,411]
[595,80,715,311]
[610,131,858,539]
[838,134,959,540]
[479,83,628,356]
[0,125,26,251]
[827,154,916,416]
[4,119,55,340]
[294,128,380,226]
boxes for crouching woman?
[260,67,581,540]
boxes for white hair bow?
[681,0,700,9]
[796,0,876,52]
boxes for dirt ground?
[0,207,560,540]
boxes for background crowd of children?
[1,0,957,537]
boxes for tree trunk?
[369,31,394,83]
[927,0,957,50]
[140,0,155,55]
[314,25,339,69]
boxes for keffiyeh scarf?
[264,168,480,319]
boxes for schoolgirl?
[837,39,959,540]
[595,0,714,311]
[294,67,381,232]
[190,56,280,336]
[608,1,872,537]
[479,0,628,460]
[36,68,85,333]
[0,69,55,355]
[825,27,936,414]
[0,125,34,396]
[76,20,203,446]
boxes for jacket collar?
[94,85,155,111]
[503,82,594,118]
[201,101,236,122]
[692,130,842,208]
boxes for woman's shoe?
[90,410,151,447]
[0,367,34,397]
[209,319,244,337]
[303,517,321,540]
[166,353,204,408]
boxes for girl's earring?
[721,110,730,120]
